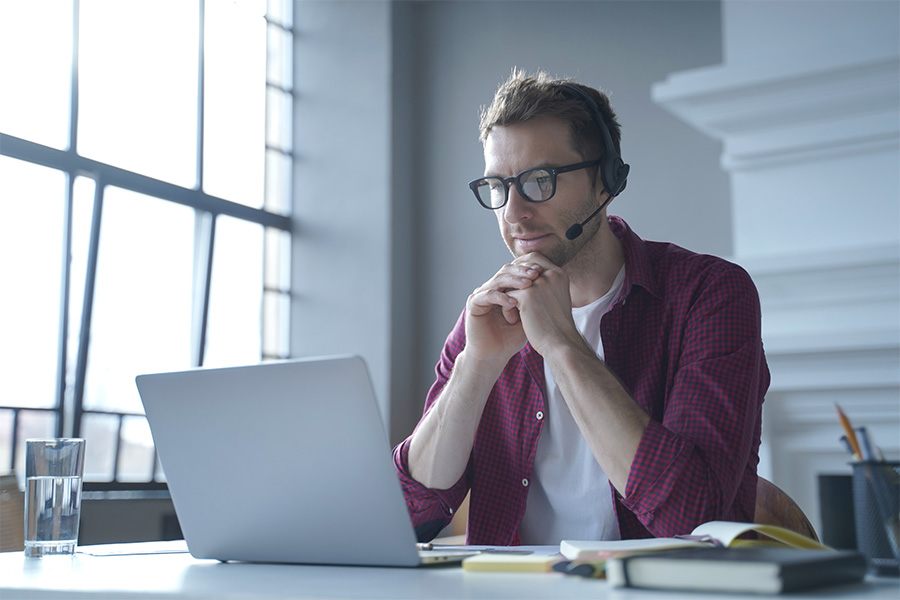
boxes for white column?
[652,0,899,532]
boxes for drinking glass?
[24,438,86,558]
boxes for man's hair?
[478,68,623,171]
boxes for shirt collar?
[608,216,660,302]
[521,216,659,370]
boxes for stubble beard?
[503,199,601,268]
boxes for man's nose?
[503,185,533,223]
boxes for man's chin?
[535,239,581,268]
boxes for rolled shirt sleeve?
[618,263,767,537]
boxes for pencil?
[835,404,862,461]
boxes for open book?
[560,521,829,560]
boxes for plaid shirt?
[393,217,769,544]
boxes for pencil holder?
[852,461,899,576]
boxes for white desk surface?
[1,544,898,600]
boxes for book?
[560,520,828,560]
[605,546,867,594]
[461,553,560,573]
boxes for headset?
[559,82,630,198]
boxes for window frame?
[0,0,293,488]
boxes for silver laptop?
[136,355,473,567]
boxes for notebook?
[135,355,475,567]
[605,546,867,594]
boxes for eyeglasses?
[468,160,601,210]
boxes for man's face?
[483,116,603,267]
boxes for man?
[392,70,769,545]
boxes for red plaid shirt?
[393,217,769,544]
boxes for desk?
[1,545,898,600]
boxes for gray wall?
[407,1,728,440]
[291,1,728,443]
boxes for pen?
[856,427,875,461]
[835,404,862,460]
[552,559,606,578]
[839,435,855,459]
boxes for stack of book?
[560,521,867,594]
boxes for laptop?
[135,355,475,567]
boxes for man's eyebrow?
[483,162,559,178]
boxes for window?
[0,0,293,487]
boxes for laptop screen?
[136,355,424,566]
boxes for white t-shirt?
[517,266,626,545]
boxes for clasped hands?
[465,252,581,363]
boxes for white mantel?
[653,52,899,259]
[651,0,900,534]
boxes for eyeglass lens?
[476,168,554,208]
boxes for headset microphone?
[565,194,614,240]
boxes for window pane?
[266,23,292,91]
[204,216,263,367]
[77,0,199,188]
[14,410,58,481]
[0,157,66,409]
[81,413,118,481]
[264,227,291,291]
[263,291,290,359]
[0,409,13,473]
[263,227,290,360]
[267,0,292,29]
[265,149,292,215]
[0,0,72,149]
[266,87,293,154]
[83,187,194,414]
[203,0,266,207]
[117,416,155,482]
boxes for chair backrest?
[0,475,25,551]
[754,476,820,542]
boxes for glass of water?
[24,438,86,558]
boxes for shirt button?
[536,411,544,420]
[522,478,529,487]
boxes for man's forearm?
[407,350,505,490]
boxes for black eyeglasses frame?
[468,160,601,210]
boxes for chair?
[0,475,25,552]
[440,478,821,544]
[755,476,820,542]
